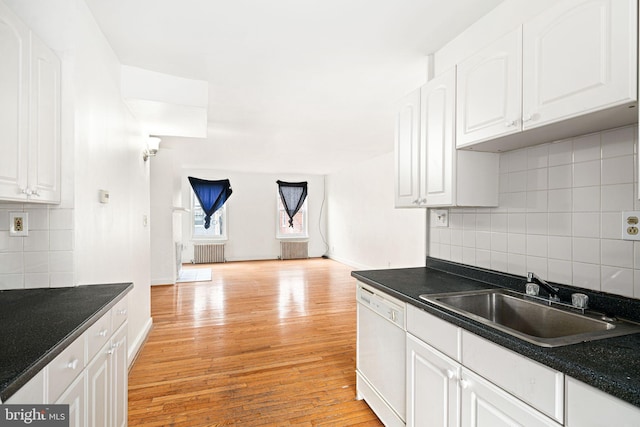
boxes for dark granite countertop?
[0,283,133,402]
[352,258,640,409]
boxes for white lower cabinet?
[406,307,562,427]
[406,333,460,427]
[566,377,640,426]
[460,369,560,427]
[2,297,129,427]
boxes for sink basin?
[420,289,640,347]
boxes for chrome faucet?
[527,272,560,302]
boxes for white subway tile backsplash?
[548,139,573,166]
[601,184,634,212]
[548,164,573,189]
[572,133,601,162]
[508,213,526,234]
[572,212,600,238]
[49,209,74,230]
[508,233,526,255]
[601,239,634,269]
[0,231,23,252]
[602,156,634,185]
[50,230,74,251]
[24,273,49,289]
[527,190,548,212]
[601,266,634,298]
[0,274,23,290]
[548,189,572,212]
[572,262,601,290]
[548,259,572,284]
[527,235,548,257]
[601,126,635,158]
[573,237,600,264]
[23,252,49,273]
[50,272,74,287]
[49,251,74,273]
[548,213,572,236]
[573,186,600,212]
[25,209,48,230]
[0,211,8,231]
[0,253,24,274]
[573,160,600,187]
[548,236,571,261]
[23,231,49,252]
[428,125,640,299]
[491,232,508,252]
[527,145,549,169]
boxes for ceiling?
[85,0,504,175]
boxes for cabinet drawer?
[407,305,460,361]
[87,311,112,362]
[461,331,563,423]
[48,334,85,402]
[111,297,128,331]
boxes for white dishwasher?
[356,282,406,427]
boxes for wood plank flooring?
[128,258,383,426]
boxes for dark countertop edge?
[0,283,133,402]
[351,259,640,409]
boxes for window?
[277,193,308,238]
[192,192,227,240]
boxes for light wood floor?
[128,258,383,426]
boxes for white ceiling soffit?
[86,0,505,174]
[121,65,208,137]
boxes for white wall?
[326,152,426,270]
[429,125,640,298]
[2,0,153,363]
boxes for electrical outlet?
[622,212,640,240]
[432,209,449,227]
[9,212,28,237]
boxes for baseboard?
[151,277,174,286]
[128,317,153,368]
[325,254,374,270]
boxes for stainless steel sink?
[420,288,640,347]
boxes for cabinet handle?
[445,369,456,380]
[522,114,533,123]
[460,379,470,389]
[20,188,32,196]
[30,189,40,197]
[117,309,127,315]
[98,329,109,337]
[504,119,518,127]
[67,359,79,370]
[412,199,420,205]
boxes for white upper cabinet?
[421,70,455,206]
[0,2,61,203]
[456,0,637,152]
[0,0,29,201]
[523,0,637,129]
[29,32,61,203]
[456,27,522,148]
[394,70,499,208]
[394,88,421,207]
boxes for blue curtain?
[188,177,232,229]
[277,180,307,228]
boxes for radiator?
[194,244,225,264]
[280,241,309,260]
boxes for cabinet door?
[460,370,561,427]
[29,32,61,203]
[407,334,460,427]
[110,324,128,427]
[0,1,29,201]
[421,69,455,206]
[456,27,522,148]
[87,344,110,427]
[566,377,640,426]
[394,88,421,207]
[56,373,86,427]
[522,0,637,129]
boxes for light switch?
[622,211,640,240]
